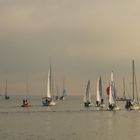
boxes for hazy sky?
[0,0,140,96]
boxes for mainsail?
[109,81,115,105]
[47,66,52,98]
[84,80,91,103]
[96,76,102,103]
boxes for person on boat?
[45,98,50,104]
[96,101,99,107]
[101,99,104,105]
[125,100,132,109]
[109,103,114,110]
[23,99,25,105]
[25,99,28,105]
[85,101,90,107]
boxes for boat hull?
[130,104,140,110]
[21,104,31,107]
[84,102,92,107]
[42,97,56,106]
[107,106,120,111]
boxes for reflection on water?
[0,96,140,140]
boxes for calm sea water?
[0,95,140,140]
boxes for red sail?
[106,86,110,95]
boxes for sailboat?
[83,80,92,107]
[125,60,140,110]
[42,64,56,106]
[116,78,127,101]
[21,79,31,107]
[59,80,67,100]
[5,80,10,100]
[108,71,120,111]
[95,76,105,108]
[55,85,59,100]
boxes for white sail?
[109,81,115,105]
[84,80,91,102]
[96,76,102,102]
[111,71,117,98]
[47,66,51,98]
[111,71,114,82]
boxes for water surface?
[0,96,140,140]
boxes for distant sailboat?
[96,76,105,108]
[83,80,92,107]
[42,64,56,106]
[21,78,31,107]
[116,78,127,101]
[59,80,67,100]
[108,71,120,111]
[55,85,59,100]
[125,60,140,110]
[5,80,10,100]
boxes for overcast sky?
[0,0,140,96]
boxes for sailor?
[101,99,104,104]
[23,99,25,105]
[25,99,28,105]
[96,101,99,106]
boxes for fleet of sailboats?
[1,59,140,111]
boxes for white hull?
[107,106,120,111]
[95,104,105,107]
[49,101,56,106]
[130,104,140,110]
[84,102,92,107]
[88,103,92,107]
[114,106,120,111]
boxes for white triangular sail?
[111,71,117,98]
[109,81,115,105]
[84,80,91,103]
[111,71,114,82]
[96,76,102,102]
[47,66,51,98]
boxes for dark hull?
[5,96,10,100]
[84,102,92,107]
[42,97,52,106]
[21,104,31,107]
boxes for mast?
[5,80,7,97]
[56,85,59,96]
[132,59,135,100]
[123,78,126,98]
[135,70,139,102]
[26,78,29,100]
